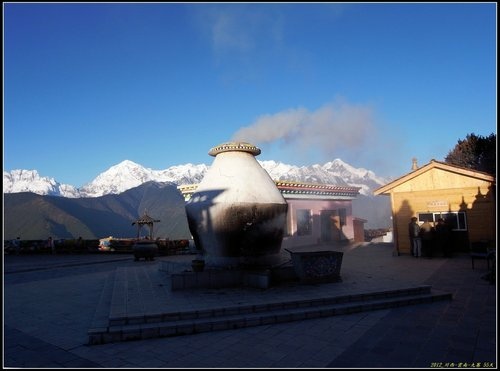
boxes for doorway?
[320,210,341,242]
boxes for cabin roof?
[373,159,495,196]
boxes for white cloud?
[193,5,284,65]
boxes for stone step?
[88,271,452,345]
[89,270,115,331]
[109,285,434,326]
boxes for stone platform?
[88,249,453,345]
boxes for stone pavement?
[3,243,497,368]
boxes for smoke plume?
[232,99,377,160]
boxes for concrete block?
[159,325,177,337]
[211,320,229,331]
[224,307,239,316]
[176,324,195,335]
[213,308,225,317]
[127,314,145,325]
[268,302,284,311]
[238,306,252,315]
[162,312,181,321]
[320,308,335,317]
[121,325,142,341]
[305,310,320,319]
[275,313,294,323]
[291,311,306,321]
[229,318,247,329]
[105,328,123,343]
[245,317,262,327]
[87,330,104,345]
[253,304,268,312]
[145,313,163,323]
[141,324,159,339]
[195,310,212,319]
[180,311,197,320]
[261,316,276,325]
[109,316,127,326]
[194,322,212,333]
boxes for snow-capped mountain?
[78,160,209,197]
[3,170,81,198]
[3,159,389,198]
[260,159,387,196]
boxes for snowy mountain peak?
[111,159,151,172]
[3,169,80,198]
[4,159,389,198]
[80,161,160,197]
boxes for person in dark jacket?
[435,218,452,257]
[420,219,434,258]
[408,217,421,257]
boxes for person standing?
[76,236,84,253]
[435,218,452,257]
[47,237,55,255]
[12,237,21,255]
[420,219,434,258]
[408,217,422,257]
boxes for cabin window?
[417,213,434,223]
[417,211,467,231]
[441,212,467,231]
[296,209,312,236]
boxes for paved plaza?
[3,242,497,368]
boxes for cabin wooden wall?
[389,168,495,254]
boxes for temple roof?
[274,180,361,199]
[178,180,360,201]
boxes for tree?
[445,133,496,176]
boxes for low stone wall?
[160,259,301,290]
[170,269,272,290]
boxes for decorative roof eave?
[282,193,358,201]
[373,159,496,196]
[274,180,361,194]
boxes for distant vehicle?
[98,236,135,252]
[97,236,191,255]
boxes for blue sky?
[4,2,497,187]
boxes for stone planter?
[185,142,288,268]
[290,250,344,283]
[133,241,158,261]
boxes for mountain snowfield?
[3,159,390,198]
[3,169,81,197]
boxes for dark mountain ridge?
[4,181,191,240]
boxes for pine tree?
[445,133,496,176]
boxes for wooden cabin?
[373,159,496,255]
